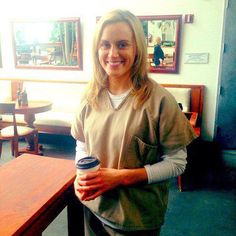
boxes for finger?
[79,171,100,180]
[78,177,102,187]
[78,183,103,192]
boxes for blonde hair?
[86,9,152,109]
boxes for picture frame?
[11,18,82,70]
[139,15,182,74]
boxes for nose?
[108,45,119,57]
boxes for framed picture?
[139,15,182,73]
[11,18,82,70]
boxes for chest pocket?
[124,136,160,168]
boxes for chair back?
[0,103,16,115]
[0,103,18,136]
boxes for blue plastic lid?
[76,156,100,169]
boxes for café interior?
[0,0,236,235]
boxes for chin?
[106,69,122,77]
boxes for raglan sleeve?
[158,91,197,154]
[70,101,86,142]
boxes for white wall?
[0,0,226,140]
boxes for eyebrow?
[99,39,131,43]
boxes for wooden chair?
[0,103,39,158]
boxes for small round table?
[15,101,52,128]
[15,101,52,153]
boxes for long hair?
[86,9,152,109]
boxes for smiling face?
[98,22,137,83]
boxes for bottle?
[21,88,28,106]
[17,83,22,106]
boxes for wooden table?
[0,154,83,236]
[15,101,52,128]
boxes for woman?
[153,36,164,66]
[71,9,196,236]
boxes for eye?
[100,41,110,49]
[117,41,129,49]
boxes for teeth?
[105,59,125,65]
[108,61,122,65]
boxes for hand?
[74,175,92,201]
[74,168,122,201]
[74,167,148,201]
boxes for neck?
[107,76,132,95]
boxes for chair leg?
[178,175,183,192]
[11,140,15,156]
[33,131,39,155]
[0,141,2,158]
[14,139,19,158]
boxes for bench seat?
[0,112,72,135]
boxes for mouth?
[106,60,125,66]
